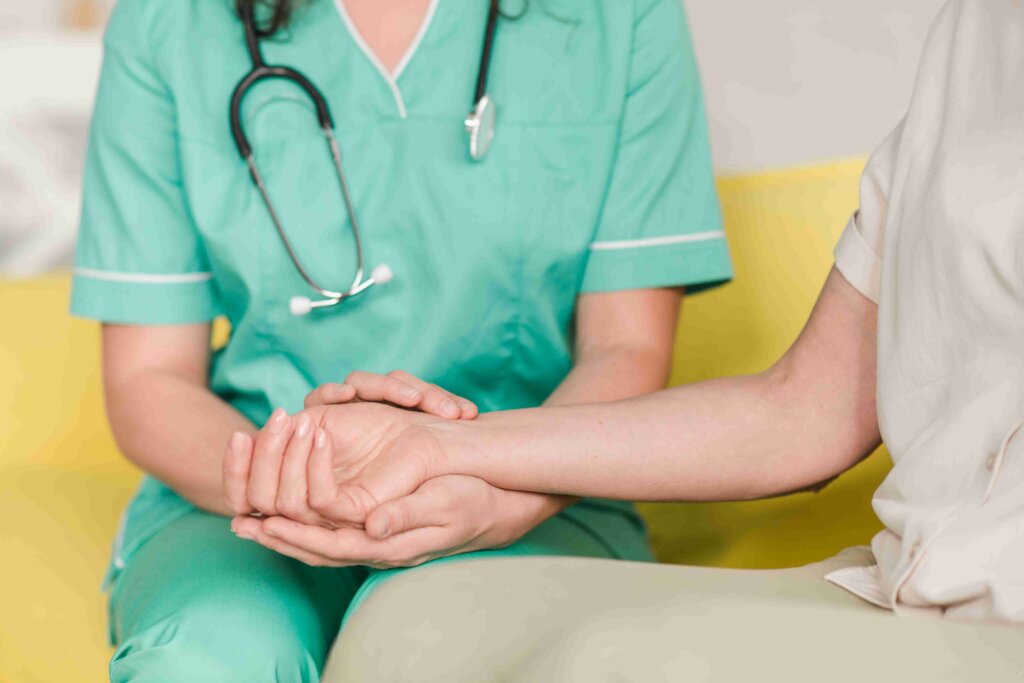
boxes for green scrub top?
[72,0,732,585]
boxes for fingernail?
[441,399,459,417]
[401,386,422,401]
[295,414,311,439]
[377,522,391,539]
[315,427,328,448]
[268,408,288,433]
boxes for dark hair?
[235,0,305,38]
[236,0,527,39]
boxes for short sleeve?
[834,122,904,305]
[581,0,732,294]
[70,0,220,325]
[834,1,968,305]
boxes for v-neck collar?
[331,0,441,118]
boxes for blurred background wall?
[0,0,942,276]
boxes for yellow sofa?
[0,159,890,681]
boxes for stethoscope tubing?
[230,0,500,313]
[474,0,501,105]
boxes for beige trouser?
[324,547,1024,682]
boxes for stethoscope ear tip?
[371,263,394,285]
[290,264,392,316]
[290,296,314,317]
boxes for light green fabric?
[109,506,650,682]
[72,0,729,668]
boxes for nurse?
[72,0,730,679]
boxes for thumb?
[365,485,449,539]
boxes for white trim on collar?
[331,0,441,119]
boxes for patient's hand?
[222,401,442,523]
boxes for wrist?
[428,417,480,477]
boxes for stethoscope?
[230,0,501,316]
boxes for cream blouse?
[829,0,1024,622]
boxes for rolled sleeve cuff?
[833,215,882,305]
[70,268,222,324]
[581,230,733,294]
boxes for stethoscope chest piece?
[465,94,496,161]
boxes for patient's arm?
[440,268,880,500]
[323,268,880,515]
[102,323,256,515]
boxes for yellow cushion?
[0,158,888,680]
[646,158,890,569]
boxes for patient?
[228,0,1024,677]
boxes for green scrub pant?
[108,505,650,682]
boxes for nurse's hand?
[305,370,478,420]
[230,475,552,569]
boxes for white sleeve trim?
[75,267,213,284]
[590,230,726,252]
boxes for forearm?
[518,341,674,516]
[106,370,254,515]
[436,271,880,502]
[441,371,863,501]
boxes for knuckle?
[345,370,368,385]
[340,488,371,519]
[388,369,416,384]
[247,492,276,515]
[308,489,332,513]
[386,509,406,534]
[275,493,301,516]
[382,376,405,392]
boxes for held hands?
[223,372,548,568]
